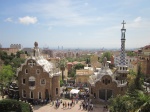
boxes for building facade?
[0,48,19,55]
[16,42,60,101]
[76,69,93,85]
[138,45,150,77]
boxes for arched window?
[29,76,35,86]
[25,69,28,74]
[30,91,34,99]
[22,79,26,84]
[40,79,46,85]
[22,90,26,98]
[38,92,42,99]
[56,88,58,95]
[36,69,40,74]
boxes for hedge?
[0,99,32,112]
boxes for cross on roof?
[28,61,35,67]
[121,20,126,29]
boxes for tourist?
[68,102,70,108]
[65,102,67,108]
[70,102,72,108]
[79,104,82,109]
[63,102,65,108]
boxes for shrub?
[0,99,32,112]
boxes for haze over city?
[0,0,150,49]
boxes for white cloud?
[5,18,13,22]
[19,16,37,25]
[21,1,104,26]
[134,17,142,23]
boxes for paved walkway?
[33,99,109,112]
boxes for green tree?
[109,94,132,112]
[100,52,112,62]
[16,50,24,58]
[60,80,64,87]
[68,68,76,77]
[126,51,136,57]
[134,65,143,90]
[0,65,14,98]
[74,63,84,70]
[109,65,149,112]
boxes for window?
[22,79,26,84]
[30,91,34,99]
[105,79,108,85]
[103,78,110,85]
[25,69,28,74]
[56,88,58,95]
[103,80,104,83]
[38,92,42,99]
[22,90,26,98]
[29,76,35,86]
[41,79,46,85]
[91,88,93,94]
[36,69,40,74]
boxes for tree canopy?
[100,52,112,62]
[109,65,150,112]
[126,51,136,57]
[0,65,14,85]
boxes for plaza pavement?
[33,99,109,112]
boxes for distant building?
[138,45,150,77]
[42,49,54,58]
[10,44,22,50]
[22,48,33,56]
[0,48,19,55]
[90,54,101,69]
[76,69,93,85]
[16,42,61,101]
[67,62,73,72]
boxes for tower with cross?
[117,20,128,79]
[120,20,126,65]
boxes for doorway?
[99,89,113,101]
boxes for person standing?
[63,102,64,108]
[68,102,70,108]
[65,102,67,108]
[70,102,72,108]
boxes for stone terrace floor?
[33,99,109,112]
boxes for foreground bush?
[0,99,32,112]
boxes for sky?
[0,0,150,49]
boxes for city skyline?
[0,0,150,49]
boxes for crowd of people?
[52,98,94,111]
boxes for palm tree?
[59,59,66,81]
